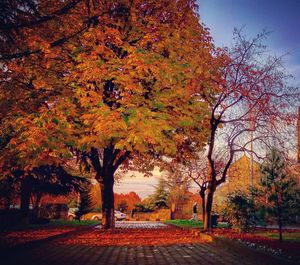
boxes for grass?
[0,219,98,233]
[165,219,204,228]
[255,232,300,242]
[165,219,228,229]
[49,219,98,227]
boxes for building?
[213,155,260,211]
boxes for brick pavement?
[1,222,297,265]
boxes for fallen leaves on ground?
[52,227,206,247]
[0,227,76,248]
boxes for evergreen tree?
[75,184,94,221]
[260,148,300,242]
[153,178,169,209]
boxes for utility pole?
[249,105,255,189]
[297,106,300,164]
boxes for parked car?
[67,207,78,220]
[91,210,126,221]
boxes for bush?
[223,191,257,232]
[134,202,154,213]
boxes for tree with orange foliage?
[114,191,141,211]
[1,1,223,228]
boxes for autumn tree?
[1,1,222,228]
[163,168,191,217]
[114,191,141,211]
[200,29,299,230]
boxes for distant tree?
[0,164,88,222]
[117,200,128,212]
[152,178,169,209]
[259,148,300,242]
[0,175,19,209]
[114,192,141,211]
[164,171,191,216]
[30,165,89,218]
[76,184,94,221]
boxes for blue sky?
[197,0,300,85]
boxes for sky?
[197,0,300,85]
[116,0,300,199]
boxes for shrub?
[223,191,257,232]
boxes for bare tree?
[202,29,299,230]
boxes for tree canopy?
[0,0,223,228]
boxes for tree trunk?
[200,190,206,224]
[204,187,214,230]
[98,170,115,229]
[90,146,129,229]
[277,200,283,243]
[20,178,31,224]
[33,193,42,219]
[278,217,283,243]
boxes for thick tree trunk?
[20,178,31,224]
[98,170,115,229]
[204,187,214,230]
[90,146,129,229]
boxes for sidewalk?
[2,240,296,265]
[1,223,297,265]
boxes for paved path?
[95,221,168,229]
[1,223,297,265]
[2,242,295,265]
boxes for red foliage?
[114,192,141,211]
[0,227,76,248]
[53,227,206,247]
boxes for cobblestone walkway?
[2,242,295,265]
[95,221,168,229]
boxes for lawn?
[49,219,98,227]
[165,219,228,229]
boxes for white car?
[67,207,78,220]
[91,210,126,221]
